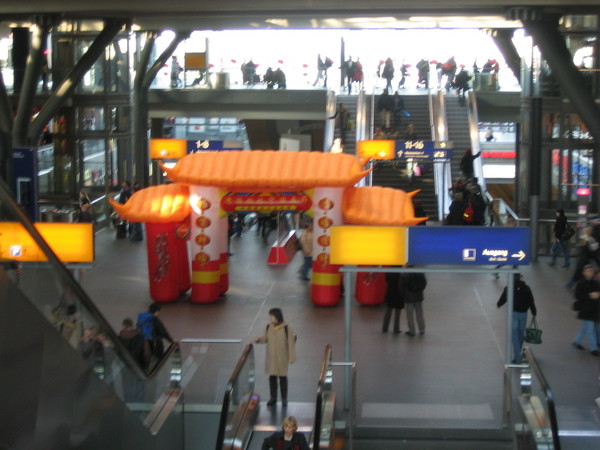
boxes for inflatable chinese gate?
[111,151,425,306]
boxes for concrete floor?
[81,224,600,447]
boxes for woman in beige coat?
[253,308,297,407]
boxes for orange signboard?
[357,140,395,160]
[0,222,94,263]
[150,139,187,160]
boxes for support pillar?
[134,31,189,187]
[145,222,190,302]
[189,186,222,303]
[491,29,521,85]
[26,19,127,146]
[520,13,600,143]
[311,187,343,307]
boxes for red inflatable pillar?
[311,187,343,307]
[189,186,222,303]
[219,215,229,295]
[145,222,184,302]
[355,269,386,306]
[174,221,192,294]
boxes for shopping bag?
[524,317,542,344]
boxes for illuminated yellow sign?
[330,226,407,266]
[150,139,187,160]
[357,140,395,160]
[185,52,207,70]
[0,223,94,263]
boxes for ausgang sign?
[408,226,530,266]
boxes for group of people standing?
[382,269,427,336]
[113,180,143,241]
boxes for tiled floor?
[82,225,600,446]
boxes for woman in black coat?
[262,416,309,450]
[550,208,570,267]
[382,271,404,334]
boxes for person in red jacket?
[262,416,309,450]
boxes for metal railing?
[313,345,334,449]
[215,344,258,450]
[503,347,561,449]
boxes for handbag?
[561,224,575,241]
[524,317,542,344]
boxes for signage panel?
[408,226,529,266]
[0,223,94,263]
[330,226,407,266]
[395,140,452,162]
[12,147,39,221]
[186,140,244,153]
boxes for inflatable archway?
[111,150,426,306]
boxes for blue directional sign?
[395,140,453,162]
[186,140,244,153]
[408,226,530,266]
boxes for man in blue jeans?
[497,274,537,363]
[550,208,571,267]
[572,265,600,356]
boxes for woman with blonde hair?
[261,416,309,450]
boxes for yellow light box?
[357,140,395,160]
[150,139,187,160]
[0,223,94,263]
[330,226,407,266]
[185,52,207,70]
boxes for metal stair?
[371,94,438,220]
[335,94,359,156]
[445,94,473,184]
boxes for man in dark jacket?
[497,274,537,363]
[403,271,427,336]
[572,265,600,356]
[378,90,394,129]
[119,318,150,370]
[148,303,174,359]
[382,271,404,334]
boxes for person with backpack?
[137,303,174,360]
[253,308,297,407]
[550,208,572,268]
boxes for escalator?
[0,177,190,449]
[216,345,339,450]
[371,93,439,219]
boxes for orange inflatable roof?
[159,150,369,190]
[109,183,190,223]
[342,186,427,226]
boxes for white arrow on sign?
[511,250,526,261]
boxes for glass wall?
[39,25,134,206]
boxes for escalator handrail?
[523,347,561,450]
[216,343,254,450]
[313,344,333,450]
[0,177,175,383]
